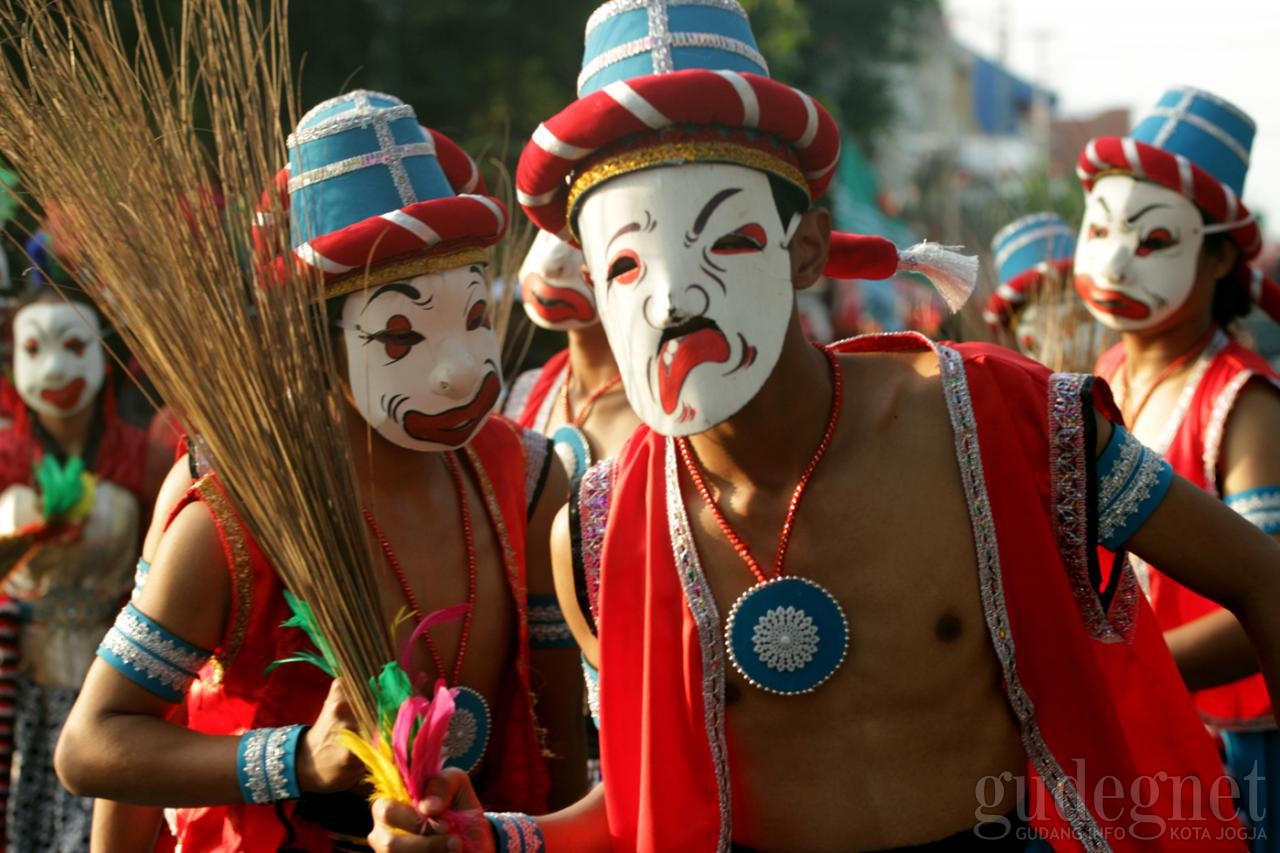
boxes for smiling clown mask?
[13,301,105,418]
[577,163,797,436]
[339,262,502,452]
[1074,175,1206,333]
[519,230,596,330]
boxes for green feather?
[35,455,84,520]
[270,591,339,677]
[370,661,412,744]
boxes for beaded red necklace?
[675,346,843,585]
[362,451,477,686]
[1120,324,1217,426]
[560,365,624,428]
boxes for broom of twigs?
[0,0,390,730]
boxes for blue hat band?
[1131,88,1254,197]
[579,2,766,96]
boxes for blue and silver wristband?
[486,812,545,852]
[1095,426,1174,550]
[236,724,307,804]
[1225,486,1280,534]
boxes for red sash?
[172,416,549,852]
[1097,338,1277,729]
[597,334,1238,851]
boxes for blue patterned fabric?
[131,558,150,599]
[486,812,545,852]
[1225,487,1280,535]
[582,655,601,729]
[287,90,454,245]
[578,0,766,96]
[991,212,1075,287]
[1095,426,1174,550]
[236,724,306,804]
[95,603,211,703]
[527,594,576,650]
[1131,87,1255,198]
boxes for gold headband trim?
[566,140,810,239]
[323,247,490,300]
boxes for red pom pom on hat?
[825,231,980,313]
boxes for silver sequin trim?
[501,369,542,423]
[264,727,292,801]
[241,728,271,804]
[578,459,616,625]
[585,0,748,38]
[100,628,197,695]
[936,345,1107,851]
[1201,369,1278,497]
[1144,330,1224,455]
[664,437,732,853]
[522,429,551,516]
[578,31,768,93]
[582,656,601,722]
[534,364,568,433]
[287,142,438,193]
[528,603,574,646]
[1049,374,1135,644]
[1097,432,1165,547]
[288,102,417,147]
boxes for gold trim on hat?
[566,140,810,239]
[323,247,490,300]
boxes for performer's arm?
[55,501,362,805]
[89,801,163,853]
[368,771,612,852]
[1114,392,1280,707]
[1154,381,1280,691]
[525,460,588,808]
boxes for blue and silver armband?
[1096,426,1174,550]
[528,594,575,650]
[131,558,151,599]
[486,812,545,852]
[1225,487,1280,534]
[236,724,307,804]
[96,602,212,702]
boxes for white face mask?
[577,164,797,436]
[519,230,596,330]
[339,263,503,451]
[13,302,105,418]
[1074,175,1205,332]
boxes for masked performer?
[983,212,1109,372]
[371,5,1280,851]
[1074,87,1280,850]
[56,92,584,851]
[504,231,640,484]
[0,287,154,852]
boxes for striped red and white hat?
[281,91,506,300]
[1078,86,1280,323]
[515,0,977,309]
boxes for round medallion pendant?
[442,686,491,773]
[724,576,849,695]
[551,425,592,482]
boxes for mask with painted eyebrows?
[519,229,596,330]
[1073,175,1205,332]
[13,301,105,418]
[339,263,503,451]
[577,163,798,436]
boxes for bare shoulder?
[1222,377,1280,489]
[133,496,231,650]
[836,347,951,437]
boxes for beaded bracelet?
[486,811,545,852]
[236,724,307,804]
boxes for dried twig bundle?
[0,0,389,729]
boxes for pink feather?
[398,603,471,677]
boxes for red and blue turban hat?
[516,0,977,310]
[1077,86,1280,323]
[280,90,507,300]
[982,212,1077,329]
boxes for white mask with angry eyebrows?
[577,163,797,436]
[13,301,105,418]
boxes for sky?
[944,0,1280,243]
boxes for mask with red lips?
[339,263,503,452]
[577,164,796,437]
[519,230,596,330]
[13,301,105,419]
[1074,175,1205,332]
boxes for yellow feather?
[337,730,411,805]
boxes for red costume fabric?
[591,334,1238,852]
[169,416,550,852]
[1097,336,1278,730]
[509,349,570,432]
